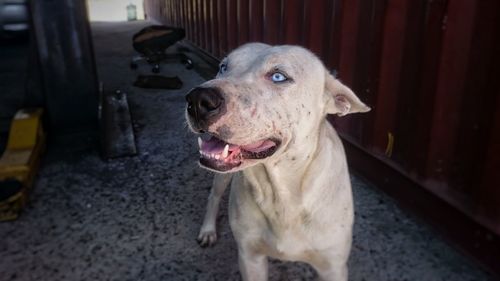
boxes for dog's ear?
[324,72,370,116]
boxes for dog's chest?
[257,226,322,263]
[251,202,320,259]
[233,165,348,262]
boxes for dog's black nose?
[186,87,224,128]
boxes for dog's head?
[186,43,370,173]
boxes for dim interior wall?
[87,0,145,21]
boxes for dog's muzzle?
[186,87,224,132]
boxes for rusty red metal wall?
[145,0,500,273]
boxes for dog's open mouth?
[197,135,280,172]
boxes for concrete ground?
[0,21,494,281]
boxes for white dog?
[185,43,370,281]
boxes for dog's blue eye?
[219,63,227,74]
[271,72,287,83]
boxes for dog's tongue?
[241,140,276,153]
[198,135,279,169]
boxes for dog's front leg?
[238,249,268,281]
[197,173,232,247]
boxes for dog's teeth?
[222,144,229,158]
[215,154,220,160]
[198,137,202,149]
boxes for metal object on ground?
[0,108,45,221]
[133,75,183,89]
[130,25,193,72]
[100,89,137,159]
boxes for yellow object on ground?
[0,108,45,221]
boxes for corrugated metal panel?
[144,0,500,273]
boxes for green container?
[127,4,137,21]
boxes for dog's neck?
[242,119,341,224]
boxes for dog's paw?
[197,230,217,247]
